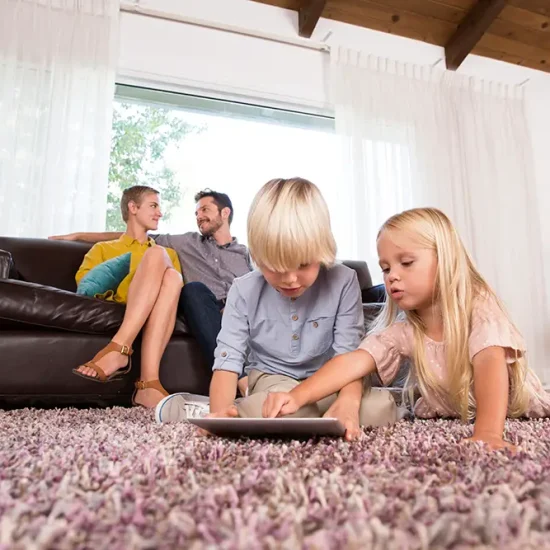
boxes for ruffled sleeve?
[469,294,526,363]
[358,322,412,385]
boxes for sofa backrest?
[0,236,376,296]
[0,237,92,292]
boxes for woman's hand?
[262,392,300,418]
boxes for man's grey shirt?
[153,232,251,300]
[212,264,364,379]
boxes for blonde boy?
[162,178,397,438]
[205,178,397,439]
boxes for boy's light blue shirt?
[212,263,364,380]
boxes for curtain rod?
[119,3,330,53]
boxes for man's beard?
[198,216,223,237]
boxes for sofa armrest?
[0,278,125,334]
[0,249,13,280]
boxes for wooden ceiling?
[252,0,550,72]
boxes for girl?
[264,207,550,450]
[160,177,398,439]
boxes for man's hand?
[196,405,239,436]
[463,431,517,452]
[323,400,362,441]
[262,392,300,418]
[49,233,78,241]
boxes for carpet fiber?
[1,408,550,549]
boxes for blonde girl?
[264,208,550,450]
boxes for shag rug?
[1,408,550,549]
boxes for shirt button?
[292,315,298,321]
[221,351,227,357]
[313,322,318,328]
[290,297,296,302]
[292,334,299,341]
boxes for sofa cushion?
[0,279,190,336]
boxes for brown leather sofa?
[0,237,381,408]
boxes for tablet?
[188,417,346,438]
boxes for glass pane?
[108,85,411,284]
[108,85,351,255]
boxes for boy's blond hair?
[121,185,159,222]
[371,207,530,421]
[247,177,336,272]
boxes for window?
[109,85,412,283]
[109,85,355,262]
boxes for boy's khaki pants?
[237,369,397,428]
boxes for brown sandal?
[72,341,133,383]
[132,379,169,407]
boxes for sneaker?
[155,392,210,424]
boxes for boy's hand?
[209,405,239,419]
[196,405,238,436]
[262,392,300,418]
[463,431,517,452]
[323,400,362,441]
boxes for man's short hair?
[194,189,234,226]
[121,185,159,222]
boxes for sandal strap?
[134,379,168,396]
[88,341,133,365]
[110,341,133,357]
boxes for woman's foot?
[132,380,169,409]
[133,386,166,409]
[75,341,132,381]
[76,349,129,379]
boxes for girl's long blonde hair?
[371,207,530,421]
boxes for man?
[51,189,252,394]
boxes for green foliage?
[106,102,200,231]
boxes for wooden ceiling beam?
[445,0,507,70]
[298,0,327,38]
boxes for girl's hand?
[323,401,362,441]
[196,405,238,436]
[262,392,300,418]
[463,431,517,452]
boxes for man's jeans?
[178,282,225,372]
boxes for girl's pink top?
[359,294,550,418]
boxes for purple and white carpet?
[1,408,550,549]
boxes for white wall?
[119,0,550,309]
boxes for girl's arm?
[263,349,376,418]
[325,270,365,420]
[469,346,514,450]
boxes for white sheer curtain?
[0,0,119,237]
[331,46,550,383]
